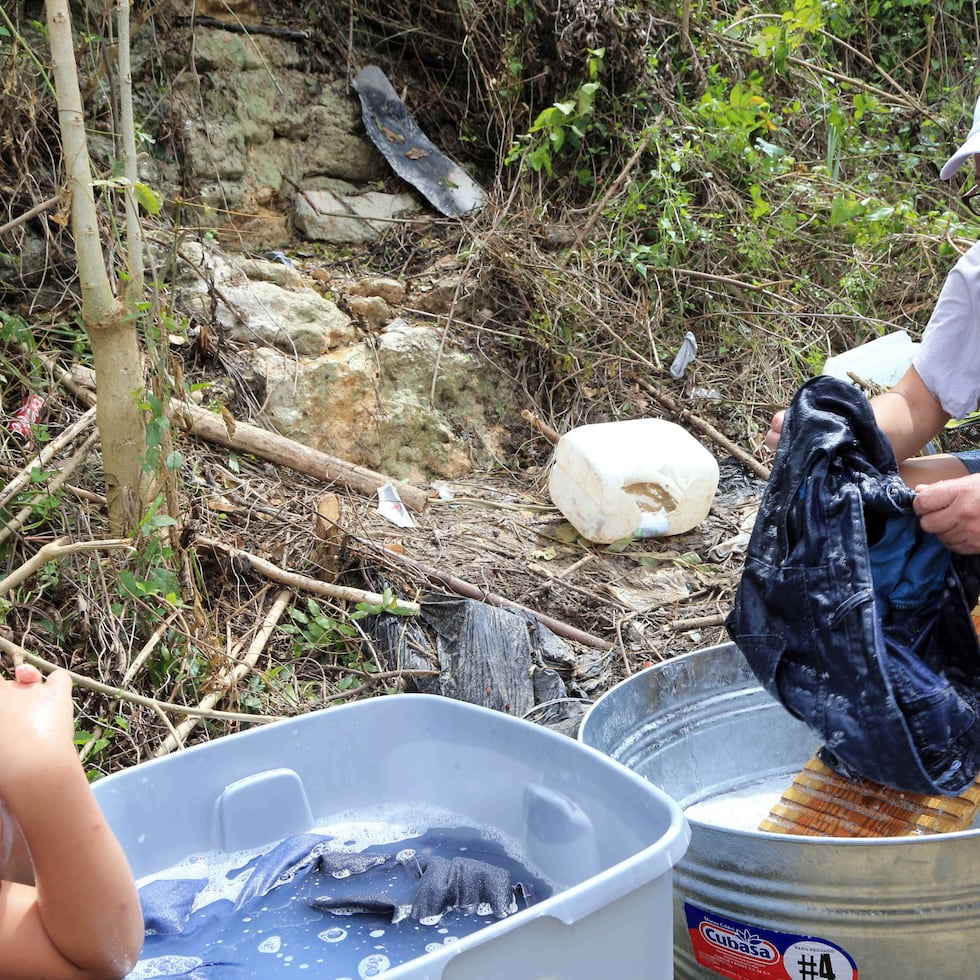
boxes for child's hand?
[0,663,144,977]
[0,667,77,801]
[764,409,786,450]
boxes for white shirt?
[914,239,980,419]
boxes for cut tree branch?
[195,535,422,615]
[637,378,772,481]
[171,399,430,513]
[58,360,430,513]
[0,635,285,725]
[154,588,293,757]
[382,548,615,651]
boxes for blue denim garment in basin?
[726,375,980,795]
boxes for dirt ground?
[247,435,767,732]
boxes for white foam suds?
[136,801,559,903]
[127,956,205,979]
[130,800,559,979]
[684,775,788,831]
[357,953,391,977]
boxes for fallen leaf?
[219,404,237,438]
[205,496,239,513]
[550,522,581,544]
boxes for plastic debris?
[7,394,45,442]
[364,588,587,731]
[377,482,417,528]
[430,480,456,501]
[821,330,917,389]
[351,65,486,218]
[266,250,295,268]
[669,331,698,379]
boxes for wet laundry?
[308,853,515,922]
[726,375,980,795]
[132,829,535,978]
[139,832,521,940]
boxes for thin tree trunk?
[46,0,149,533]
[118,0,144,305]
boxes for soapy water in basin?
[683,773,796,832]
[685,772,980,834]
[128,805,555,979]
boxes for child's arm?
[0,665,144,979]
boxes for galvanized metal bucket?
[580,642,980,980]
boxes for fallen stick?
[561,127,658,264]
[172,399,431,513]
[637,377,772,481]
[0,536,134,602]
[0,404,97,513]
[0,194,62,237]
[184,15,309,41]
[58,362,430,513]
[154,588,294,757]
[0,635,285,724]
[121,609,185,687]
[383,548,614,651]
[521,409,561,446]
[0,430,102,549]
[196,535,422,615]
[668,612,728,631]
[80,607,188,766]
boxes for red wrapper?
[8,394,45,440]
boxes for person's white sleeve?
[913,240,980,420]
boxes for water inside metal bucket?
[580,642,980,980]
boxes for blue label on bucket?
[685,903,858,980]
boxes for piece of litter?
[267,250,295,269]
[351,66,486,218]
[8,394,45,442]
[377,482,417,528]
[692,386,723,402]
[669,331,698,379]
[430,481,456,501]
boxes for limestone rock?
[168,33,384,221]
[348,277,407,305]
[347,295,392,330]
[252,319,514,483]
[293,185,423,244]
[175,242,355,356]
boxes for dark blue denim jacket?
[726,375,980,795]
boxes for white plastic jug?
[548,419,720,543]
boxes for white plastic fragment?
[377,482,417,528]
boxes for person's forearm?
[870,389,923,460]
[6,759,143,977]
